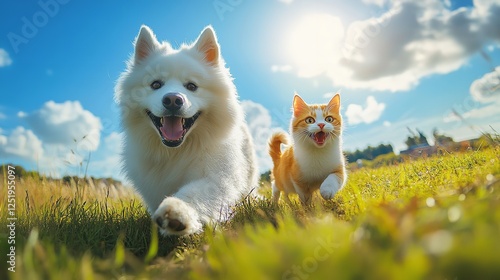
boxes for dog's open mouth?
[146,110,201,147]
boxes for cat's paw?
[319,175,343,200]
[152,197,202,236]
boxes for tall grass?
[1,147,500,279]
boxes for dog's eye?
[185,82,198,92]
[150,80,163,90]
[325,116,334,123]
[305,117,315,124]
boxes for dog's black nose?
[162,93,184,111]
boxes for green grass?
[1,147,500,279]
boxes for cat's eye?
[184,82,198,92]
[150,80,163,90]
[305,117,315,124]
[325,116,334,123]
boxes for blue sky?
[1,0,500,180]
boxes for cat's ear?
[193,26,220,65]
[134,25,160,64]
[293,94,309,117]
[327,93,341,114]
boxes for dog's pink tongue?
[314,132,326,145]
[160,117,184,140]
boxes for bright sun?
[286,13,345,77]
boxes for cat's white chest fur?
[294,138,344,183]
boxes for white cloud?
[21,101,102,151]
[362,0,388,7]
[277,0,293,4]
[0,49,12,67]
[85,132,125,180]
[323,92,340,99]
[0,127,43,161]
[336,0,477,91]
[346,96,386,125]
[278,0,500,92]
[443,111,462,123]
[444,67,500,123]
[0,102,106,178]
[442,121,500,142]
[241,100,283,173]
[271,65,292,73]
[463,103,500,120]
[383,121,391,127]
[470,67,500,104]
[103,132,123,154]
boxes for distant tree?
[62,175,81,185]
[0,164,40,179]
[345,143,394,163]
[375,143,394,155]
[433,128,454,146]
[404,137,417,148]
[417,129,429,145]
[372,152,401,168]
[62,175,72,185]
[405,128,429,149]
[260,171,271,183]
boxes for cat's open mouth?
[146,110,201,147]
[312,131,327,146]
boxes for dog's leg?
[152,179,229,236]
[152,196,203,236]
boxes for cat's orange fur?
[269,93,346,204]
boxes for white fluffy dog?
[115,25,258,235]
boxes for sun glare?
[287,13,345,77]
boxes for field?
[1,147,500,279]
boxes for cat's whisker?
[298,131,310,144]
[329,131,340,138]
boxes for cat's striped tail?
[268,132,289,166]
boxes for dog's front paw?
[319,174,342,200]
[152,197,202,236]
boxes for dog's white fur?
[115,25,258,235]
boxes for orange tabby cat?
[268,93,346,204]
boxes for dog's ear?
[134,25,159,64]
[193,26,220,66]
